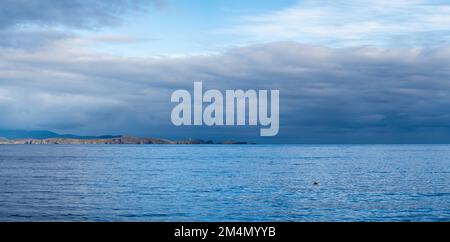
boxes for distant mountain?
[0,136,249,145]
[1,136,173,145]
[0,130,120,140]
[0,130,249,145]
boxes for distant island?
[0,130,249,145]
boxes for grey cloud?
[0,0,160,30]
[0,0,164,50]
[1,42,450,143]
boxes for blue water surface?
[0,144,449,221]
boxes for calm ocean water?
[0,144,449,221]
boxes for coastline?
[0,136,249,145]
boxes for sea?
[0,144,449,221]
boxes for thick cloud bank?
[1,42,450,143]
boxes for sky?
[1,0,450,143]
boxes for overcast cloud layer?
[1,1,450,143]
[1,41,450,143]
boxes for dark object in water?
[313,182,319,185]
